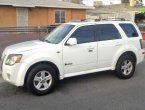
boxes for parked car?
[136,23,145,40]
[1,21,145,95]
[142,33,145,40]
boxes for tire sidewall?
[27,64,57,96]
[116,55,136,79]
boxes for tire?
[26,64,58,96]
[115,55,136,79]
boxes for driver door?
[63,25,98,74]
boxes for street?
[0,61,145,110]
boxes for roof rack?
[71,19,89,22]
[102,18,126,21]
[70,18,126,23]
[70,19,99,22]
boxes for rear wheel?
[26,64,58,96]
[115,55,136,79]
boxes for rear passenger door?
[95,24,123,68]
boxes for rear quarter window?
[119,23,139,38]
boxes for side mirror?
[66,38,77,46]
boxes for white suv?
[1,21,145,95]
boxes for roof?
[0,0,93,9]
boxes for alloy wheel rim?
[121,60,133,75]
[33,70,52,91]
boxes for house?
[0,0,92,27]
[87,4,145,22]
[82,0,121,6]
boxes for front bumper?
[1,62,28,86]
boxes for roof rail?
[70,19,88,22]
[70,19,99,22]
[102,18,126,21]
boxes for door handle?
[88,48,94,52]
[88,49,93,52]
[87,46,95,52]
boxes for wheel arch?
[24,61,60,87]
[114,51,137,69]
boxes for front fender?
[18,53,63,86]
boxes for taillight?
[140,39,145,49]
[142,33,145,40]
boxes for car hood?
[4,40,54,55]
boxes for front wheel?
[26,64,58,96]
[115,55,136,79]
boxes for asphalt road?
[0,61,145,110]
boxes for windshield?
[44,24,75,44]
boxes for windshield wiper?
[44,39,52,43]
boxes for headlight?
[5,54,22,66]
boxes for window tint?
[95,24,121,41]
[71,25,95,44]
[119,23,139,37]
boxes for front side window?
[44,24,74,44]
[119,23,139,37]
[71,25,95,44]
[55,10,65,23]
[95,24,121,41]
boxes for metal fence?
[0,25,57,57]
[0,25,57,33]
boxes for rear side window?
[119,23,139,37]
[71,25,95,44]
[95,24,121,41]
